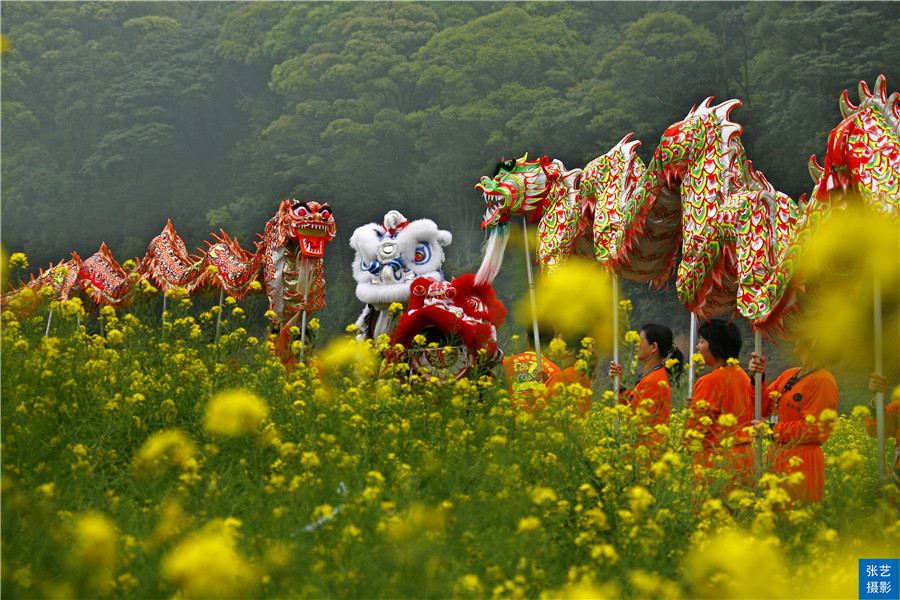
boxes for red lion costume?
[388,274,506,382]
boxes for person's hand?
[608,361,624,379]
[748,352,766,375]
[869,372,889,394]
[751,420,772,439]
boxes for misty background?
[2,1,897,387]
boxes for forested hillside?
[2,1,898,343]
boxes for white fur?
[349,211,452,307]
[475,223,509,285]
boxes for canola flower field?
[1,282,898,599]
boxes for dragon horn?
[839,90,857,119]
[874,74,887,103]
[808,156,825,183]
[858,79,873,102]
[888,91,900,121]
[521,152,528,163]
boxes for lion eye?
[466,297,485,313]
[413,243,431,264]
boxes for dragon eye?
[413,243,431,264]
[293,205,309,217]
[491,159,516,178]
[320,208,331,219]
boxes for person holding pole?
[503,328,561,414]
[683,319,754,494]
[542,331,597,418]
[864,373,900,490]
[609,323,684,463]
[746,337,839,504]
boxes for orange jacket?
[684,365,755,495]
[545,364,593,417]
[754,367,839,503]
[685,365,754,453]
[621,366,671,426]
[620,366,671,459]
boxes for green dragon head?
[475,154,559,230]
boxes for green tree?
[583,11,720,161]
[748,1,900,200]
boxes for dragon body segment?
[476,75,898,333]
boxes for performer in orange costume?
[684,319,754,494]
[747,338,840,504]
[543,332,597,418]
[609,323,684,462]
[864,373,900,489]
[503,329,561,414]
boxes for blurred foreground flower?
[684,528,785,598]
[70,512,118,571]
[203,389,268,437]
[133,429,197,476]
[792,204,899,370]
[0,245,7,289]
[161,518,259,599]
[519,261,613,351]
[318,336,378,376]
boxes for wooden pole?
[754,330,763,483]
[215,287,225,343]
[299,253,314,363]
[874,276,885,479]
[613,276,620,394]
[688,313,697,391]
[522,217,543,372]
[44,306,53,337]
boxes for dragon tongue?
[302,238,325,257]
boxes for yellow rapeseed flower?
[160,518,258,599]
[134,429,197,475]
[203,389,269,437]
[318,337,378,375]
[717,413,738,427]
[685,528,785,598]
[456,574,483,594]
[523,261,613,350]
[517,516,541,533]
[530,486,558,505]
[624,330,640,345]
[9,252,28,271]
[70,512,118,570]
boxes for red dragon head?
[387,273,506,382]
[273,199,337,258]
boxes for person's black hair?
[797,336,843,367]
[525,327,555,350]
[697,319,742,362]
[641,323,684,382]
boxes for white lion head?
[349,210,452,307]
